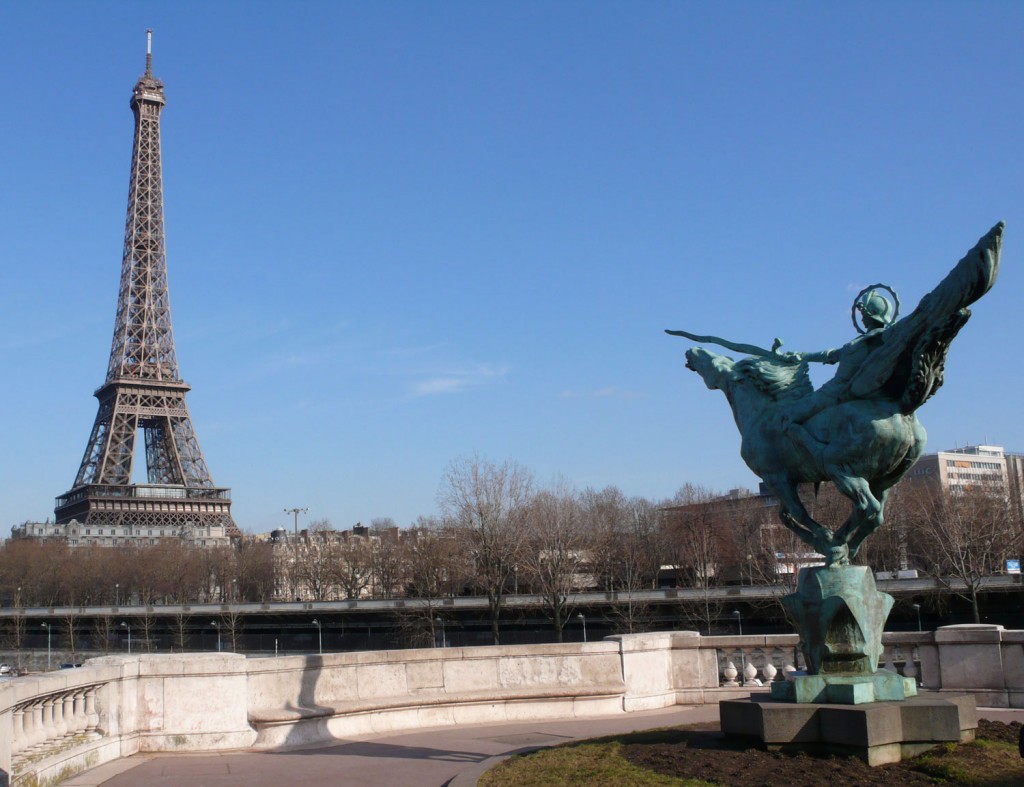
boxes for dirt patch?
[619,720,1024,786]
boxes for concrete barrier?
[1,626,1021,784]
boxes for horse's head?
[685,347,735,391]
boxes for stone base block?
[770,669,917,704]
[720,692,976,766]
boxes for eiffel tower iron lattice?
[55,34,237,537]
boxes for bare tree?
[907,483,1022,623]
[520,485,590,642]
[405,519,472,598]
[335,535,373,599]
[396,520,471,648]
[296,519,340,601]
[439,455,533,645]
[236,540,277,602]
[92,614,115,654]
[170,612,191,652]
[221,609,245,652]
[369,519,405,599]
[661,485,733,634]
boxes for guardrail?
[1,574,1019,619]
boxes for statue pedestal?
[720,692,977,766]
[783,564,893,676]
[770,669,917,704]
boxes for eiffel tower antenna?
[55,33,238,538]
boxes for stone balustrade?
[0,624,1020,785]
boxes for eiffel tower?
[55,33,237,537]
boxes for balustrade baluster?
[57,692,72,738]
[29,701,47,749]
[11,705,27,757]
[61,695,75,736]
[741,651,759,685]
[84,686,100,733]
[42,696,58,748]
[72,689,88,735]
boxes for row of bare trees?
[3,456,1021,637]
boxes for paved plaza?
[63,705,1024,787]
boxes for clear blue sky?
[2,2,1021,534]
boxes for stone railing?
[0,664,122,787]
[246,642,626,748]
[0,624,1021,785]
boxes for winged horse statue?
[667,223,1002,567]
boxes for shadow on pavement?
[268,740,490,763]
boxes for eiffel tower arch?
[55,34,237,538]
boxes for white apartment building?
[11,519,232,548]
[904,444,1013,494]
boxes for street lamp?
[231,578,237,603]
[283,507,308,543]
[577,613,587,643]
[121,621,132,654]
[312,619,322,655]
[732,610,749,683]
[283,508,308,600]
[912,603,922,632]
[115,583,119,607]
[435,617,445,648]
[41,622,51,670]
[210,620,221,652]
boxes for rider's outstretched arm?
[794,347,840,364]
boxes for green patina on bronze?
[667,223,1003,693]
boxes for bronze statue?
[667,222,1002,567]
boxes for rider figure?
[780,289,894,429]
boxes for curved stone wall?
[2,626,1021,785]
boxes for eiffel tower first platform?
[55,34,238,538]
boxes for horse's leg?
[764,477,835,557]
[846,484,890,557]
[839,437,919,556]
[830,469,883,555]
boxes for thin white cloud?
[409,364,508,398]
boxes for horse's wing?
[848,222,1002,406]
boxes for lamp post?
[231,578,237,603]
[577,613,587,643]
[210,621,221,652]
[912,603,922,632]
[120,621,132,654]
[115,583,119,607]
[41,622,51,670]
[312,619,322,655]
[733,609,749,683]
[283,508,308,600]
